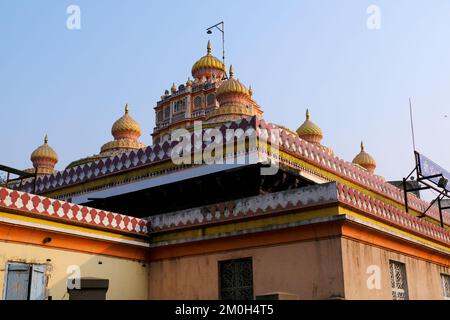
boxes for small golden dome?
[296,109,323,144]
[111,104,142,139]
[100,104,145,155]
[31,135,58,163]
[186,78,193,87]
[352,141,376,173]
[216,65,250,97]
[191,41,226,79]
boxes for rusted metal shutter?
[4,263,30,300]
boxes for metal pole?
[403,177,409,213]
[409,98,416,152]
[437,195,444,227]
[221,22,225,67]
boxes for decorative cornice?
[336,183,450,246]
[148,182,450,248]
[0,187,149,236]
[149,183,339,233]
[258,118,450,225]
[12,115,449,226]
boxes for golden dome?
[31,135,58,163]
[296,109,323,144]
[191,41,226,79]
[352,141,376,173]
[111,104,142,140]
[100,104,145,155]
[216,65,249,97]
[30,135,58,175]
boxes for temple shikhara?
[1,41,449,300]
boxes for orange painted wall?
[149,237,345,300]
[341,237,450,299]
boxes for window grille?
[194,96,203,109]
[441,274,450,300]
[389,260,409,300]
[219,258,253,300]
[206,94,216,106]
[164,106,170,119]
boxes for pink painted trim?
[0,187,149,236]
[259,118,450,225]
[337,182,450,246]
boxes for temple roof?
[14,116,450,228]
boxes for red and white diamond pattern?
[0,187,148,235]
[13,116,449,226]
[259,119,450,225]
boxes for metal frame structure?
[403,151,450,227]
[0,164,37,193]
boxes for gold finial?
[44,134,48,144]
[249,85,253,97]
[360,141,365,151]
[125,103,129,114]
[229,65,234,78]
[207,40,212,55]
[306,109,310,120]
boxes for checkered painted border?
[16,117,257,195]
[149,183,338,232]
[0,187,149,236]
[259,119,450,225]
[14,116,448,225]
[149,182,450,246]
[337,183,450,245]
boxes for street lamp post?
[206,21,226,77]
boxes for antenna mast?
[409,98,416,152]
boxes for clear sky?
[1,0,449,185]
